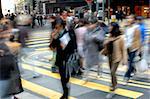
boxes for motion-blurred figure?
[124,15,141,84]
[0,19,23,99]
[83,17,105,81]
[16,14,32,47]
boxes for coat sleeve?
[120,36,127,65]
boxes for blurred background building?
[0,0,149,18]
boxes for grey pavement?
[16,21,150,99]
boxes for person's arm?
[134,28,142,52]
[120,37,127,65]
[0,50,4,56]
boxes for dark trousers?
[108,56,119,88]
[124,50,137,79]
[59,65,70,98]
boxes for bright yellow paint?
[22,64,144,99]
[89,73,150,89]
[35,48,50,51]
[21,79,76,99]
[22,52,150,87]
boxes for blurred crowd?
[49,10,150,99]
[0,9,150,99]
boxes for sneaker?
[110,86,117,91]
[106,92,115,99]
[123,78,129,85]
[51,66,59,73]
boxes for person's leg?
[106,59,116,99]
[124,50,137,80]
[108,57,113,86]
[110,62,119,91]
[59,66,70,99]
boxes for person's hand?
[60,43,66,49]
[103,38,114,46]
[0,50,4,56]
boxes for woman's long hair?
[110,22,121,37]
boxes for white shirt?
[125,24,139,48]
[75,26,88,46]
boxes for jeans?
[0,80,11,99]
[124,50,137,79]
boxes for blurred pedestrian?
[0,20,23,99]
[39,15,43,27]
[16,14,32,47]
[31,14,36,28]
[124,14,141,84]
[75,19,89,75]
[101,22,127,98]
[136,16,146,46]
[74,16,80,29]
[83,17,105,81]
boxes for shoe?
[60,95,68,99]
[13,96,19,99]
[123,77,129,85]
[51,66,59,73]
[106,92,115,99]
[110,86,117,91]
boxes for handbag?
[66,51,80,77]
[134,56,149,73]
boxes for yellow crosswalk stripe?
[28,43,49,48]
[29,36,50,39]
[21,79,76,99]
[22,64,144,99]
[35,48,50,51]
[89,72,150,89]
[21,53,150,87]
[100,63,150,75]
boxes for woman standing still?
[102,22,127,98]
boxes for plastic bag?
[135,59,149,72]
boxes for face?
[55,24,63,33]
[74,17,79,23]
[109,25,113,32]
[88,23,97,30]
[126,15,135,24]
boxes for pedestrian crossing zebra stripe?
[26,38,50,42]
[35,47,50,51]
[21,51,150,87]
[21,79,76,99]
[89,72,150,89]
[28,43,49,48]
[27,40,50,45]
[22,63,144,99]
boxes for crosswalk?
[18,28,150,99]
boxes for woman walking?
[101,22,127,98]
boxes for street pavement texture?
[16,20,150,99]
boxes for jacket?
[101,35,127,64]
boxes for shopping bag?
[135,58,149,72]
[66,51,80,77]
